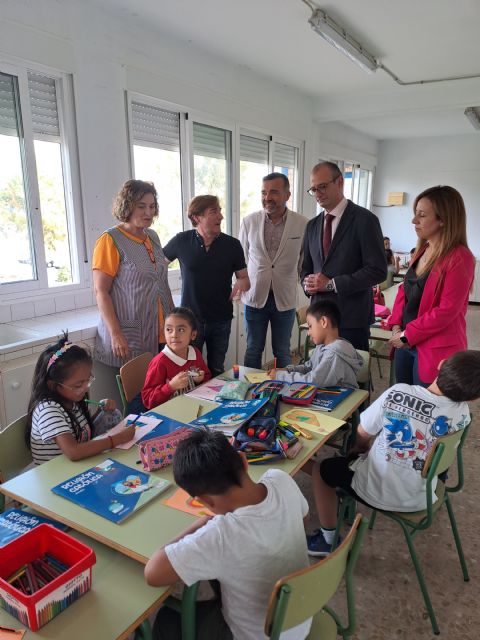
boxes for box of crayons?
[0,524,96,630]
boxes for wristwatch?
[400,332,408,344]
[325,279,335,292]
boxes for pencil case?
[215,380,250,401]
[138,427,192,471]
[281,382,317,405]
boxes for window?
[0,67,78,290]
[341,162,373,209]
[193,122,232,233]
[130,101,185,246]
[239,134,269,220]
[127,94,304,244]
[239,133,301,220]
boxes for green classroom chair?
[335,425,471,635]
[0,413,32,512]
[265,514,368,640]
[116,351,153,416]
[133,583,199,640]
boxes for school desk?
[0,399,346,565]
[0,530,166,640]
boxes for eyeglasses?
[57,375,96,392]
[307,177,338,196]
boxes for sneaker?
[306,530,340,557]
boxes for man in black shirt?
[163,195,249,377]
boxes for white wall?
[373,135,480,258]
[0,0,379,318]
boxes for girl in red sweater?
[142,307,211,409]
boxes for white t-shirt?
[166,469,311,640]
[352,384,470,511]
[30,399,91,465]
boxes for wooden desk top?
[0,530,167,640]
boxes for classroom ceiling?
[96,0,480,141]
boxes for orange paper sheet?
[0,629,26,639]
[163,488,214,518]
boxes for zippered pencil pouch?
[138,427,192,471]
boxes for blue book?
[51,459,170,524]
[137,412,189,443]
[0,508,68,547]
[310,387,354,412]
[189,398,269,436]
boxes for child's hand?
[193,370,205,384]
[100,398,116,412]
[268,368,284,378]
[169,371,190,392]
[114,423,136,445]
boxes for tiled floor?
[296,304,480,639]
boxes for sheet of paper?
[97,414,162,449]
[244,372,270,383]
[186,380,226,402]
[163,488,214,518]
[281,408,345,436]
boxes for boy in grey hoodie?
[270,300,363,389]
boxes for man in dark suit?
[301,162,387,351]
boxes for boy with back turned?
[145,429,311,640]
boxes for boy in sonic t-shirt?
[145,429,311,640]
[307,350,480,557]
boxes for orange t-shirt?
[92,226,165,343]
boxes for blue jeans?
[193,319,232,378]
[244,293,296,369]
[394,347,429,387]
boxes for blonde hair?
[414,186,471,275]
[112,180,159,222]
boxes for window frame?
[0,59,85,297]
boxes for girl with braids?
[26,334,134,465]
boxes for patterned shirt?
[30,399,91,465]
[264,209,287,262]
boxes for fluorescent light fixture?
[464,107,480,130]
[308,9,378,74]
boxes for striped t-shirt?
[31,399,91,465]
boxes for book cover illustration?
[163,488,214,518]
[0,509,67,548]
[310,387,354,412]
[137,413,191,443]
[189,398,269,436]
[51,459,170,524]
[185,379,226,402]
[97,413,162,449]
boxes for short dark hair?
[187,195,220,227]
[263,172,290,191]
[436,350,480,402]
[166,306,198,332]
[306,300,341,329]
[383,236,390,241]
[173,429,244,496]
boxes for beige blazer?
[239,208,307,311]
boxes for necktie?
[322,213,334,257]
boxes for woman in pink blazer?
[388,185,474,385]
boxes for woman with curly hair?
[93,180,173,379]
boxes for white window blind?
[131,102,180,151]
[273,142,296,169]
[27,73,60,141]
[240,134,269,164]
[193,122,228,159]
[0,72,19,137]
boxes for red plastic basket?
[0,523,96,630]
